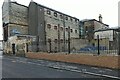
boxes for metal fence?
[27,32,120,56]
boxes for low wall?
[26,52,120,69]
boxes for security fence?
[28,32,120,55]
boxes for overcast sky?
[0,0,119,40]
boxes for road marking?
[99,70,105,73]
[12,61,16,63]
[91,67,98,69]
[105,69,113,71]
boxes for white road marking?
[12,61,16,63]
[91,67,98,69]
[99,70,105,73]
[105,69,113,71]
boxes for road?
[1,52,119,79]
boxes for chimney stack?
[99,14,102,22]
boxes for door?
[12,43,15,55]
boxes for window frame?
[47,24,51,29]
[54,26,58,30]
[47,9,51,15]
[54,12,57,17]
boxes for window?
[40,8,42,11]
[70,29,73,33]
[66,16,68,20]
[70,18,73,21]
[55,47,57,50]
[60,27,63,31]
[66,28,68,31]
[40,23,43,27]
[75,30,77,33]
[47,10,51,15]
[75,19,78,22]
[54,12,57,17]
[86,26,88,31]
[47,24,51,29]
[60,14,63,19]
[54,39,58,43]
[48,38,51,42]
[66,40,68,43]
[60,39,63,43]
[54,26,57,30]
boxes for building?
[2,0,28,41]
[2,0,80,53]
[28,1,80,52]
[79,14,109,41]
[94,27,120,50]
[3,35,36,55]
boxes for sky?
[0,0,119,40]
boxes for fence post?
[63,16,66,52]
[58,24,60,52]
[36,36,39,52]
[97,35,100,55]
[118,32,120,55]
[68,26,70,54]
[48,40,51,53]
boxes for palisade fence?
[27,33,120,55]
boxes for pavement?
[1,53,120,79]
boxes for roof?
[2,0,28,9]
[94,27,120,32]
[80,19,109,27]
[10,2,28,8]
[30,1,79,20]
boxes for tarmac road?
[1,53,119,79]
[2,55,104,78]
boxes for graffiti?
[11,29,20,35]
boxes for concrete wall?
[26,52,120,69]
[70,38,88,51]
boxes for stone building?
[2,0,80,53]
[2,0,28,41]
[79,15,109,41]
[28,1,80,52]
[94,27,120,50]
[3,35,36,55]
